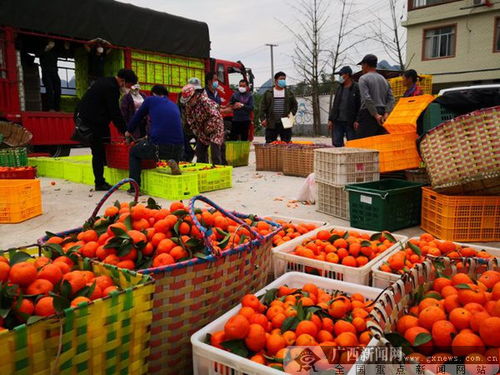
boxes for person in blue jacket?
[126,85,184,194]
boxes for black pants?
[355,108,388,139]
[331,120,356,147]
[265,121,292,143]
[196,140,226,165]
[130,139,184,187]
[230,120,250,141]
[42,70,61,111]
[90,136,107,186]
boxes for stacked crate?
[314,148,379,220]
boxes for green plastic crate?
[28,157,51,176]
[197,166,232,192]
[142,171,199,200]
[62,162,85,183]
[345,179,424,232]
[225,141,250,167]
[422,103,458,133]
[0,147,28,167]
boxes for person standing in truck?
[259,71,298,143]
[75,68,138,191]
[85,38,112,86]
[39,39,70,111]
[355,54,395,139]
[328,66,360,147]
[229,79,253,141]
[181,84,225,165]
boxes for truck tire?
[33,145,71,157]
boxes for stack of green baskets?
[0,147,28,167]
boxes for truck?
[0,0,254,156]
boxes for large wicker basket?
[419,106,500,195]
[282,144,330,177]
[38,180,280,375]
[254,143,285,172]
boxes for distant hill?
[257,78,273,95]
[377,59,401,71]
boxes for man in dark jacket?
[75,68,138,190]
[328,66,360,147]
[259,71,298,143]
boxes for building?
[404,0,500,92]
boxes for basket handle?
[89,178,139,221]
[188,195,264,257]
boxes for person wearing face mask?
[229,79,253,141]
[204,72,222,105]
[74,68,138,191]
[125,85,184,194]
[259,71,298,143]
[39,39,69,111]
[181,84,225,165]
[327,66,360,147]
[120,83,147,139]
[85,38,112,86]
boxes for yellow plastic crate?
[384,94,435,134]
[388,74,433,102]
[0,179,42,223]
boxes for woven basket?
[0,245,154,375]
[282,145,330,177]
[367,257,499,368]
[37,180,280,375]
[254,143,285,171]
[419,106,500,195]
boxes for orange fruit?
[33,256,51,270]
[94,275,113,290]
[116,260,135,270]
[63,271,87,294]
[478,271,500,289]
[316,230,331,241]
[418,305,447,330]
[397,315,419,335]
[336,332,358,347]
[295,320,318,338]
[352,317,367,332]
[224,314,250,340]
[449,308,472,330]
[359,331,372,346]
[470,311,491,332]
[282,330,296,346]
[266,334,286,355]
[418,298,443,313]
[242,294,262,311]
[334,320,357,336]
[479,317,500,347]
[0,262,9,282]
[16,298,35,317]
[71,296,91,307]
[317,330,334,343]
[103,286,118,296]
[433,277,452,293]
[245,323,266,352]
[464,302,485,314]
[152,253,175,267]
[452,332,484,356]
[441,285,458,298]
[444,295,460,313]
[451,273,473,286]
[431,320,456,347]
[26,279,53,295]
[209,330,226,349]
[266,305,285,320]
[104,205,119,217]
[321,317,335,332]
[295,333,317,346]
[457,285,486,306]
[328,300,348,318]
[35,296,56,316]
[249,313,268,330]
[404,326,432,347]
[250,354,266,365]
[271,313,286,329]
[37,264,63,285]
[9,262,37,286]
[239,306,255,320]
[81,241,99,258]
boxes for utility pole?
[265,43,278,85]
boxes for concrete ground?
[1,136,498,249]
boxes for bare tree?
[370,0,407,70]
[325,0,364,110]
[281,0,330,134]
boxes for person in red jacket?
[402,69,424,97]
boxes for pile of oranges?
[210,283,375,371]
[392,270,500,367]
[291,228,396,268]
[43,200,278,271]
[268,219,319,247]
[379,233,495,275]
[0,252,121,330]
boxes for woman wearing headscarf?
[120,84,147,138]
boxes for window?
[216,64,225,84]
[36,56,76,95]
[495,18,500,52]
[423,25,456,59]
[410,0,457,10]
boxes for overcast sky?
[117,0,402,87]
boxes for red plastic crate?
[0,166,37,179]
[105,143,156,170]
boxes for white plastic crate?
[314,147,379,185]
[267,215,329,249]
[371,237,500,289]
[191,272,383,375]
[273,225,407,285]
[316,182,350,220]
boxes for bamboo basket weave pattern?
[0,247,154,375]
[419,106,500,195]
[254,143,284,171]
[283,145,330,177]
